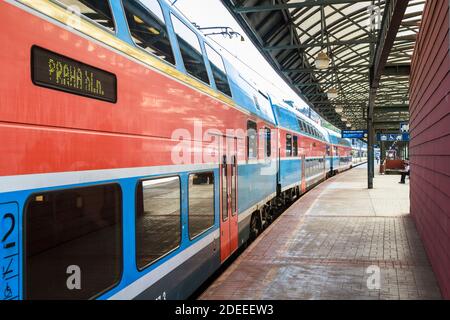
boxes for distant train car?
[0,0,364,300]
[351,139,368,166]
[322,128,353,176]
[271,99,328,194]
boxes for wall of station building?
[409,0,450,299]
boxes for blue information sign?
[341,130,368,139]
[377,133,410,142]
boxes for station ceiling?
[221,0,425,131]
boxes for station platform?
[200,165,442,300]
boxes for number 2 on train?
[2,213,16,249]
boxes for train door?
[220,136,238,262]
[301,154,306,193]
[323,155,327,180]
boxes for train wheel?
[249,212,262,241]
[262,205,272,228]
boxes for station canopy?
[221,0,425,131]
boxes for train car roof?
[323,127,352,147]
[270,97,328,142]
[166,0,277,125]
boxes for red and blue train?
[0,0,366,300]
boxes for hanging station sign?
[377,133,410,142]
[341,130,368,139]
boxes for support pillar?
[367,87,376,189]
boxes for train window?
[123,0,175,65]
[297,119,303,133]
[171,14,210,84]
[205,44,231,96]
[136,176,181,270]
[222,157,228,221]
[301,121,307,134]
[265,128,272,158]
[247,121,258,159]
[326,145,331,156]
[253,95,261,110]
[188,172,215,239]
[25,184,122,300]
[55,0,115,32]
[293,136,298,157]
[286,134,292,157]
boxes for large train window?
[25,184,122,300]
[247,120,258,159]
[188,172,215,239]
[205,44,232,96]
[123,0,175,65]
[293,136,298,157]
[171,14,210,84]
[136,176,181,270]
[55,0,115,32]
[286,134,292,157]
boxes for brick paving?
[200,164,442,300]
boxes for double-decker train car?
[0,0,365,300]
[271,98,328,194]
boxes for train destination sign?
[341,130,368,139]
[31,46,117,103]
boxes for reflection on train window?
[253,95,261,110]
[286,134,292,157]
[123,0,175,65]
[188,172,215,239]
[56,0,115,31]
[205,43,231,96]
[265,128,271,158]
[25,184,122,300]
[136,176,181,270]
[293,136,298,157]
[171,14,209,84]
[247,120,258,159]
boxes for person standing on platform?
[399,160,410,184]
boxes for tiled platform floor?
[200,164,442,300]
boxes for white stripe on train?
[0,157,328,193]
